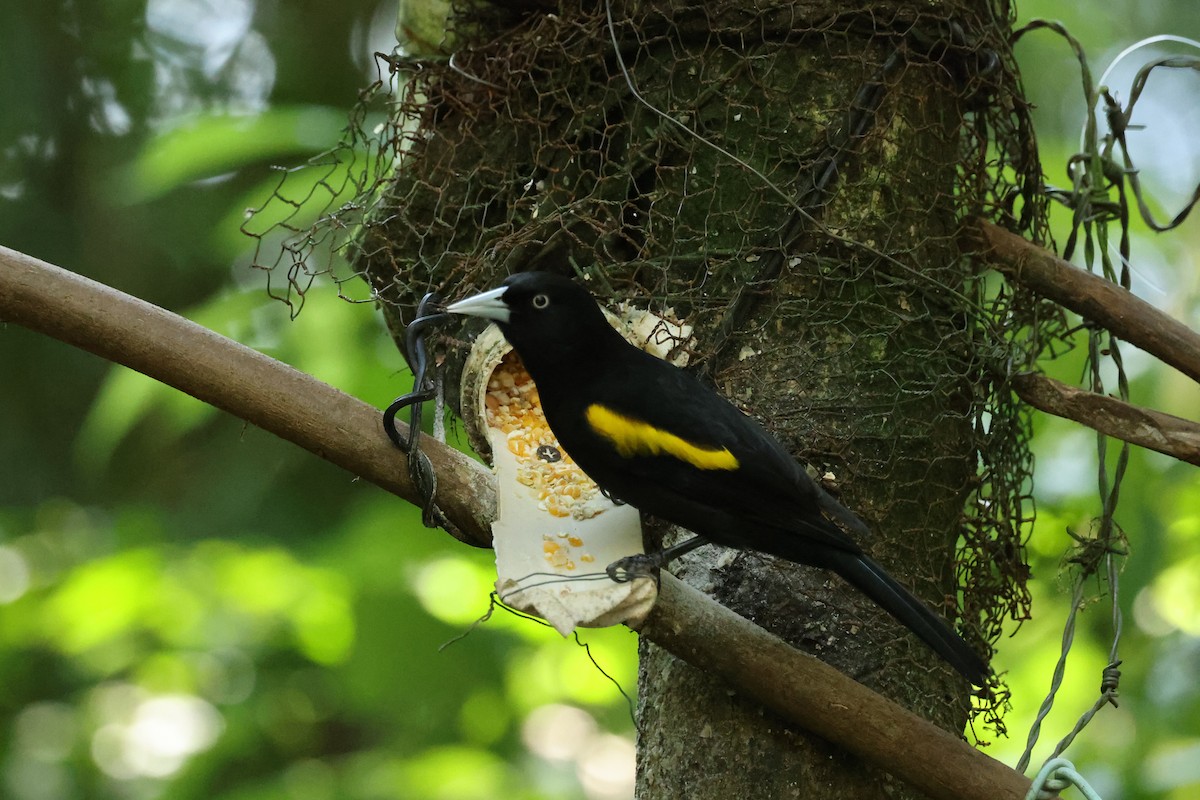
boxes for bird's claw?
[605,554,659,583]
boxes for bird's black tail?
[833,553,988,686]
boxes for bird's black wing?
[566,347,865,556]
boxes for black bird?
[447,271,987,686]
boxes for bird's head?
[446,271,618,374]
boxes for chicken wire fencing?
[246,0,1077,733]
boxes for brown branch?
[1014,373,1200,465]
[970,219,1200,385]
[0,244,494,548]
[0,245,1038,800]
[643,574,1033,800]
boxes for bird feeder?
[459,302,692,635]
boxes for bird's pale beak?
[445,286,511,323]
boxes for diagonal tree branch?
[967,219,1200,463]
[642,574,1032,800]
[0,244,1039,800]
[969,218,1200,385]
[0,244,495,547]
[1013,373,1200,466]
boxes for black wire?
[383,296,449,452]
[383,292,458,531]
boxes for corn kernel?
[486,351,604,522]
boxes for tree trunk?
[359,1,1011,796]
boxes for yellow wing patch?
[585,404,739,471]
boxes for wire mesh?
[245,0,1071,730]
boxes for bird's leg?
[605,535,710,582]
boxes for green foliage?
[2,1,1199,799]
[121,108,354,203]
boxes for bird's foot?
[605,553,661,583]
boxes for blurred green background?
[1,2,1198,798]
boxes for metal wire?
[1011,18,1148,775]
[382,292,462,536]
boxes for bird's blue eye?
[532,293,550,309]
